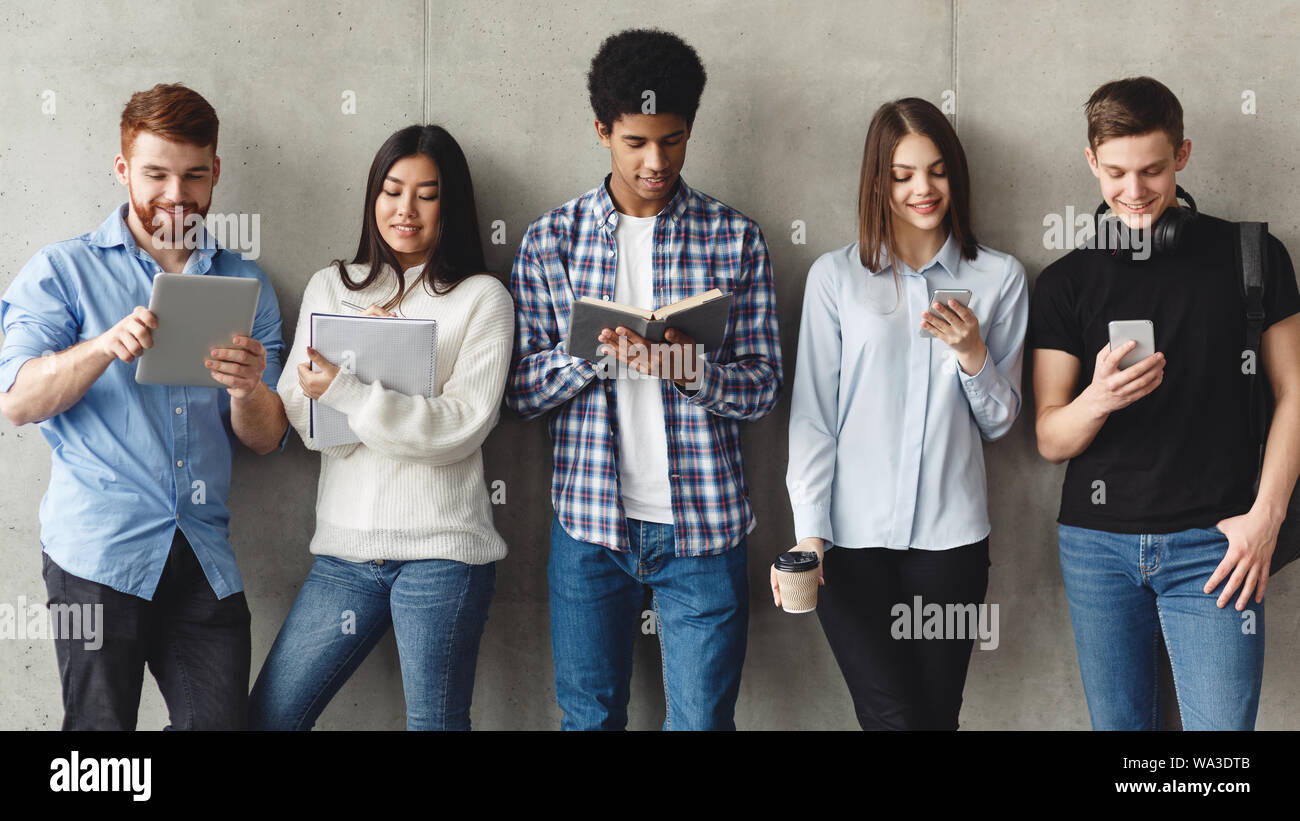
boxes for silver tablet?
[135,273,261,388]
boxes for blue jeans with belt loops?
[1057,523,1265,730]
[249,555,495,731]
[548,516,749,730]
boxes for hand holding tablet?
[134,273,262,390]
[206,334,269,398]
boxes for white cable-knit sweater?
[277,263,514,564]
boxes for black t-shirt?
[1030,212,1300,533]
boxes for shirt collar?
[870,230,963,279]
[87,202,223,266]
[593,173,693,228]
[930,230,963,279]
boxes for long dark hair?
[336,124,486,308]
[857,98,979,280]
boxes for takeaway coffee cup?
[773,550,820,613]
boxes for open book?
[565,288,732,362]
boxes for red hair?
[120,83,219,157]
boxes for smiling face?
[114,130,218,250]
[888,132,950,239]
[375,153,441,271]
[596,112,689,217]
[1086,130,1191,230]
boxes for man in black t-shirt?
[1030,77,1300,730]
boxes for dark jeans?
[816,538,990,730]
[41,529,251,730]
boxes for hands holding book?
[597,325,702,388]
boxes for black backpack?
[1238,221,1300,575]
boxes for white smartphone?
[920,289,972,337]
[1107,319,1156,369]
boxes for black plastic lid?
[774,550,820,572]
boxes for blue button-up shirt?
[786,234,1028,550]
[0,203,285,599]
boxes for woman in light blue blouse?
[774,97,1028,730]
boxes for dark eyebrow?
[142,163,210,173]
[1100,161,1166,173]
[621,130,687,141]
[384,175,439,187]
[890,158,945,171]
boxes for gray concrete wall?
[1,0,1296,729]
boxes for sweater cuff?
[318,368,368,416]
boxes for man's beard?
[130,187,210,250]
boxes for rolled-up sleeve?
[0,251,80,392]
[245,264,286,391]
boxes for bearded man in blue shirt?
[0,83,288,730]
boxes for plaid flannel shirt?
[507,176,782,557]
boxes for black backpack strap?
[1240,221,1267,353]
[1238,221,1269,446]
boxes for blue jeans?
[248,555,495,731]
[548,516,749,730]
[1057,523,1265,730]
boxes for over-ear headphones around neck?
[1093,185,1198,259]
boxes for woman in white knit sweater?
[249,125,514,730]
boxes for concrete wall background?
[1,0,1296,729]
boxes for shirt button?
[602,295,611,301]
[176,460,184,467]
[175,407,183,415]
[608,250,615,257]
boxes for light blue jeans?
[548,516,749,730]
[249,555,495,731]
[1057,523,1264,730]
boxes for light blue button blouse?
[786,233,1028,550]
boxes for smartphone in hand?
[920,289,973,338]
[1107,319,1156,370]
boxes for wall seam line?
[423,0,430,123]
[951,0,959,131]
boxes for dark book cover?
[565,290,733,362]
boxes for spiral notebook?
[308,313,439,448]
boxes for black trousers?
[816,538,990,730]
[42,529,251,730]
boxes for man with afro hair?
[507,28,782,730]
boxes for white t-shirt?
[611,213,674,523]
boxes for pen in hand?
[340,299,399,317]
